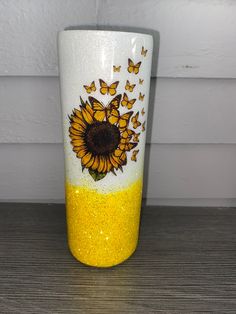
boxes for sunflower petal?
[109,155,119,169]
[73,108,83,120]
[101,156,107,173]
[81,152,92,167]
[71,121,86,132]
[91,155,100,171]
[71,138,85,147]
[70,115,86,128]
[76,147,87,159]
[97,156,105,173]
[105,156,112,172]
[81,106,94,124]
[84,103,94,116]
[69,127,84,137]
[86,155,95,168]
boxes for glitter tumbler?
[58,30,153,267]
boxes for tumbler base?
[69,241,138,268]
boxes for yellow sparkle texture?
[65,178,143,267]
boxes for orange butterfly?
[139,79,144,85]
[142,121,146,132]
[131,150,139,162]
[99,79,119,96]
[141,46,148,57]
[125,80,136,92]
[133,132,140,143]
[121,93,136,109]
[131,112,141,129]
[109,110,134,131]
[121,129,134,140]
[88,94,121,122]
[113,65,121,72]
[139,93,145,101]
[127,59,141,75]
[119,141,137,152]
[141,108,145,116]
[83,81,96,94]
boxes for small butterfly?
[131,112,141,129]
[141,108,145,116]
[142,121,146,132]
[83,81,96,94]
[119,141,137,152]
[125,80,136,92]
[113,65,121,72]
[88,94,121,122]
[139,79,144,85]
[110,110,134,131]
[141,46,148,57]
[121,93,136,109]
[133,132,140,143]
[121,129,134,140]
[131,150,139,162]
[139,93,145,101]
[89,95,132,130]
[127,58,141,75]
[99,79,119,96]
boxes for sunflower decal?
[69,94,139,181]
[68,50,147,182]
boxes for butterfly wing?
[139,93,145,101]
[108,108,119,125]
[91,81,96,92]
[134,62,141,74]
[131,149,139,161]
[121,93,128,108]
[142,121,146,131]
[127,58,135,73]
[84,85,92,94]
[127,98,136,110]
[113,65,121,72]
[108,81,119,96]
[88,96,106,121]
[125,142,138,151]
[129,84,135,92]
[108,94,122,111]
[141,46,147,56]
[99,79,108,95]
[125,80,130,91]
[118,111,133,130]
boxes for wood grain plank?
[0,0,97,76]
[0,204,236,313]
[98,0,236,78]
[2,1,236,78]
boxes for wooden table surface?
[0,203,236,313]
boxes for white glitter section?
[58,30,153,193]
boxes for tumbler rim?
[59,29,153,40]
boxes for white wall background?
[1,0,236,206]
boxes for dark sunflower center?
[85,122,120,155]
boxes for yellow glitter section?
[65,178,143,267]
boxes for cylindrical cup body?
[58,30,153,267]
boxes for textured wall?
[1,0,236,205]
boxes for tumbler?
[58,30,153,267]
